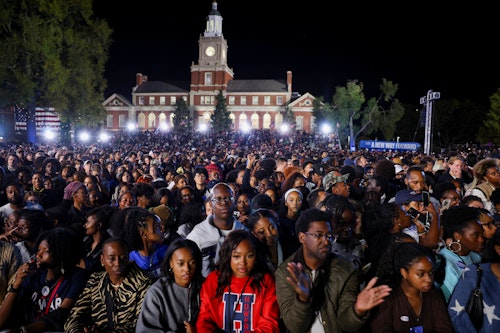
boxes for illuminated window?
[148,113,156,127]
[138,113,146,128]
[119,115,126,128]
[106,115,113,128]
[251,113,259,129]
[205,73,212,85]
[296,116,303,131]
[263,113,271,129]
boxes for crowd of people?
[1,129,500,332]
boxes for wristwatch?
[7,285,19,293]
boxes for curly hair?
[214,230,271,298]
[35,227,83,273]
[280,171,307,196]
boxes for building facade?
[103,1,317,133]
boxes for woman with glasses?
[322,194,362,270]
[13,209,51,264]
[0,210,21,243]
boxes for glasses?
[181,193,193,198]
[304,232,336,242]
[17,226,30,232]
[211,197,234,205]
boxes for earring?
[447,239,461,253]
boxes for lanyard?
[43,276,63,316]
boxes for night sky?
[93,1,500,106]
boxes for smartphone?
[408,208,431,232]
[422,191,430,207]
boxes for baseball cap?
[394,189,423,205]
[323,171,349,191]
[312,164,325,176]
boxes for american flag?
[35,108,61,135]
[15,106,61,135]
[14,105,27,132]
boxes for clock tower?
[191,1,233,94]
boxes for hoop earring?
[448,239,461,253]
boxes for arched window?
[148,113,156,128]
[275,113,283,128]
[251,113,259,129]
[239,113,248,129]
[137,113,146,128]
[263,113,271,129]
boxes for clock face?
[205,46,215,57]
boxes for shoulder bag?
[465,263,483,331]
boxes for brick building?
[103,1,317,133]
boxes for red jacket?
[197,271,280,332]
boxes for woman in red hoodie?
[197,229,280,333]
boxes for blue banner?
[359,140,422,152]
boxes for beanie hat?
[64,181,85,200]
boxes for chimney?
[136,73,148,86]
